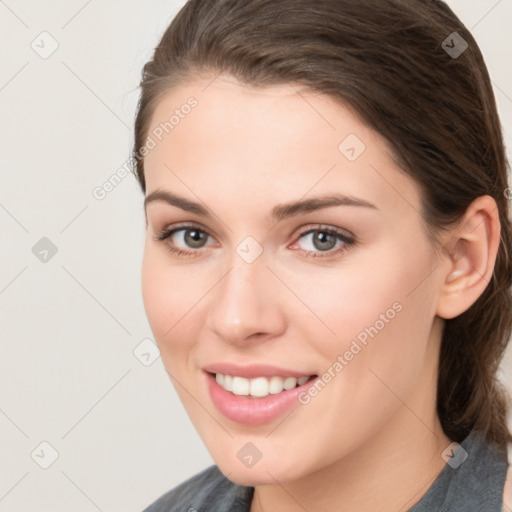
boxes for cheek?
[141,244,204,359]
[321,239,438,410]
[291,236,438,390]
[278,244,413,356]
[141,246,169,338]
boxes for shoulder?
[141,465,254,512]
[503,464,512,511]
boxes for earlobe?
[436,195,501,320]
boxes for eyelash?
[153,222,356,260]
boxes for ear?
[436,195,501,320]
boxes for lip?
[204,369,319,426]
[202,362,314,379]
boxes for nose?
[205,249,287,346]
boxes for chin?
[215,454,307,487]
[219,465,277,487]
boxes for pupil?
[185,229,206,248]
[314,231,336,251]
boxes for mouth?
[205,370,319,425]
[203,362,320,424]
[210,372,318,398]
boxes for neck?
[250,326,452,512]
[253,424,450,512]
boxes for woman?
[132,0,512,510]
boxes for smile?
[215,373,315,398]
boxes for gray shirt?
[142,429,509,511]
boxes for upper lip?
[203,362,316,379]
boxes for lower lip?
[205,372,318,426]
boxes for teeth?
[269,376,285,394]
[215,373,313,397]
[250,377,269,397]
[232,376,250,395]
[283,377,297,390]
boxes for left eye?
[292,228,354,254]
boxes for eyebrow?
[144,189,378,223]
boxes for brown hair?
[131,0,512,456]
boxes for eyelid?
[154,221,218,243]
[289,223,355,243]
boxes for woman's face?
[141,74,447,485]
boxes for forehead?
[143,75,421,217]
[145,75,375,162]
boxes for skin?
[140,74,501,511]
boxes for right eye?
[154,223,216,257]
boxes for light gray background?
[0,1,511,511]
